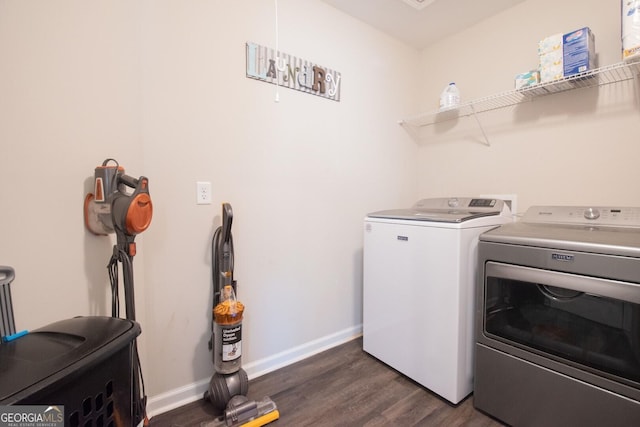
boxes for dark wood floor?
[150,337,505,427]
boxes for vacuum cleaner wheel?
[205,368,249,411]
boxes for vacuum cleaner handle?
[220,203,234,290]
[221,203,233,244]
[0,266,15,287]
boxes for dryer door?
[482,261,640,385]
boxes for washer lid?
[367,197,506,223]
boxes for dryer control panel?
[523,206,640,227]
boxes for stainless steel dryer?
[475,206,640,427]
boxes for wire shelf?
[400,61,640,128]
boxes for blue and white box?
[563,27,596,76]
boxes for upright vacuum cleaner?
[204,203,279,427]
[84,158,153,426]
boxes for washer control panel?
[523,206,640,227]
[413,197,499,210]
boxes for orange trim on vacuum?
[126,193,153,234]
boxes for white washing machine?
[363,197,511,404]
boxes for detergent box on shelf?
[562,27,596,76]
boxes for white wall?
[139,0,420,403]
[0,0,418,413]
[415,0,640,212]
[0,1,144,325]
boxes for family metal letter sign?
[246,42,341,102]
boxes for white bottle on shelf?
[439,82,460,111]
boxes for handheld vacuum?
[204,203,279,427]
[84,158,153,426]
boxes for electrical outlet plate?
[196,181,212,205]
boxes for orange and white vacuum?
[84,158,153,426]
[203,203,279,427]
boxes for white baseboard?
[145,377,211,418]
[146,324,362,418]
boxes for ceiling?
[321,0,526,49]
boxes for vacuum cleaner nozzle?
[201,396,279,427]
